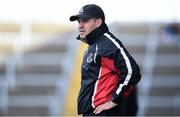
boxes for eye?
[77,19,89,24]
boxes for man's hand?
[93,101,118,114]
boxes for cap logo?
[79,7,84,13]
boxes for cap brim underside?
[70,13,91,21]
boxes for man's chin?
[80,35,86,39]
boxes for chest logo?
[87,53,94,63]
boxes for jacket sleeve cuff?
[111,93,124,105]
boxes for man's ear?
[95,18,103,28]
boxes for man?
[69,4,141,116]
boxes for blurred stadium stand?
[0,21,180,116]
[0,22,78,116]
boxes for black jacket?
[77,22,141,114]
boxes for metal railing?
[137,23,160,116]
[0,21,31,113]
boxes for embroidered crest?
[87,53,93,63]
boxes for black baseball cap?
[70,4,105,22]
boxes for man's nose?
[79,21,84,28]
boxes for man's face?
[78,18,97,39]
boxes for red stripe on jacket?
[92,57,121,108]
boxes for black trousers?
[83,89,138,116]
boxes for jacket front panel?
[78,43,101,114]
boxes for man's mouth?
[79,30,85,33]
[79,30,86,35]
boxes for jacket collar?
[76,22,109,45]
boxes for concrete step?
[149,87,180,96]
[21,53,65,65]
[2,95,53,116]
[144,96,180,116]
[3,106,49,116]
[148,75,180,100]
[3,62,63,75]
[145,107,180,116]
[132,54,180,68]
[155,54,180,66]
[2,95,50,116]
[9,74,63,95]
[8,95,52,107]
[30,33,70,44]
[116,24,150,34]
[153,66,180,76]
[156,45,180,54]
[9,74,60,95]
[15,74,60,86]
[16,64,62,74]
[25,44,67,54]
[118,34,147,46]
[9,85,55,95]
[126,46,146,54]
[153,75,180,87]
[0,64,5,74]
